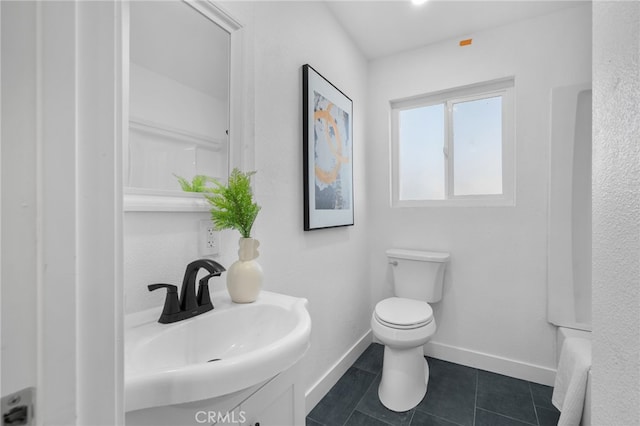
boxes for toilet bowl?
[371,297,437,412]
[373,249,449,412]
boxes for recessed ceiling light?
[411,0,428,5]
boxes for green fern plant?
[173,174,216,193]
[204,169,261,238]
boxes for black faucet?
[148,259,226,324]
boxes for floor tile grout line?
[306,367,378,426]
[308,414,329,426]
[305,414,326,426]
[305,412,325,426]
[407,408,415,426]
[473,368,478,426]
[475,407,538,426]
[344,409,397,426]
[356,409,397,426]
[416,410,467,426]
[354,371,404,426]
[351,364,379,375]
[535,403,560,414]
[351,364,418,426]
[351,347,382,375]
[342,370,382,426]
[528,381,540,426]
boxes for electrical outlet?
[2,387,34,426]
[199,219,220,256]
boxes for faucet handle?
[148,283,177,292]
[148,283,181,323]
[196,274,216,309]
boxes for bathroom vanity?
[124,291,311,426]
[125,364,305,426]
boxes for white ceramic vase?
[226,237,263,303]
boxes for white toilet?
[371,248,450,412]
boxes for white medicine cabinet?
[124,0,246,211]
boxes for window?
[391,78,515,207]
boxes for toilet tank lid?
[386,248,450,262]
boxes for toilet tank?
[386,249,450,302]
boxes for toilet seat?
[374,297,433,330]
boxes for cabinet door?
[240,366,304,426]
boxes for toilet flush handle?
[389,260,398,266]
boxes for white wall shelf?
[129,117,227,151]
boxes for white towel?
[552,337,592,426]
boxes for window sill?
[392,196,515,208]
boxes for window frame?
[390,78,515,208]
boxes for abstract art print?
[303,64,354,230]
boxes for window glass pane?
[452,96,503,196]
[398,104,445,200]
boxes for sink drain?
[207,358,221,363]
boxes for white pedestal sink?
[125,291,311,412]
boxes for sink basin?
[125,291,311,412]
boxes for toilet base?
[378,345,429,412]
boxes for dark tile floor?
[307,343,560,426]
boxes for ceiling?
[325,1,588,60]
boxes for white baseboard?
[303,331,556,416]
[425,340,557,386]
[304,330,373,415]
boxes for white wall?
[125,212,218,314]
[250,0,370,396]
[592,1,640,423]
[1,0,38,396]
[367,5,592,384]
[124,0,371,402]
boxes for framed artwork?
[302,64,354,231]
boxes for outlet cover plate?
[199,219,220,256]
[2,387,35,425]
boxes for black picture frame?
[302,64,354,231]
